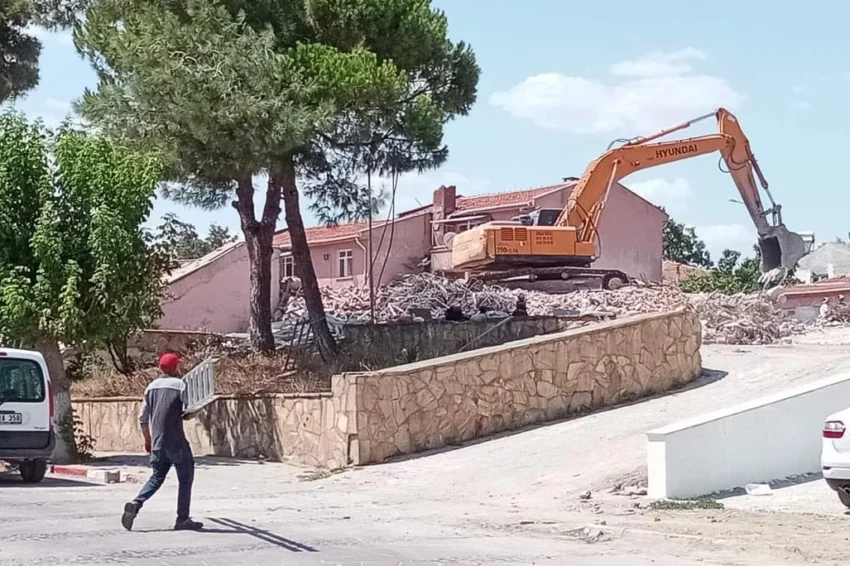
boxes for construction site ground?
[5,328,850,565]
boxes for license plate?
[0,413,22,425]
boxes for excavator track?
[465,266,630,291]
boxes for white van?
[0,348,54,483]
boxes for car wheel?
[838,488,850,509]
[19,459,47,484]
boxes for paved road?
[3,336,850,565]
[0,465,727,566]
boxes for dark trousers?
[133,444,195,521]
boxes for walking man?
[121,353,203,531]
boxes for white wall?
[647,373,850,499]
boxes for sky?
[7,1,850,262]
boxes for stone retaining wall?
[74,310,701,468]
[74,391,353,469]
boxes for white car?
[0,348,54,483]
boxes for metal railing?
[183,357,216,411]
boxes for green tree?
[1,0,41,101]
[1,0,83,102]
[309,179,389,226]
[206,223,239,250]
[679,248,761,294]
[154,213,238,261]
[663,217,713,268]
[716,249,740,274]
[0,112,166,461]
[75,0,478,356]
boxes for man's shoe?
[121,501,141,531]
[174,518,204,531]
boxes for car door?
[0,353,51,450]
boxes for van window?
[0,359,45,403]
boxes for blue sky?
[7,1,848,261]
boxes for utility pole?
[367,168,376,322]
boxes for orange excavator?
[450,108,810,289]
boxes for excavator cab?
[512,208,562,227]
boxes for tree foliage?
[0,111,166,460]
[153,213,238,261]
[1,0,41,101]
[679,248,762,294]
[1,0,83,102]
[663,218,713,269]
[308,177,389,226]
[74,0,479,355]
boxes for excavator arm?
[556,108,807,275]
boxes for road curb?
[50,465,121,484]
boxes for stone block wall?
[73,310,700,468]
[347,310,701,463]
[74,390,354,469]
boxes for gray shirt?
[139,376,189,451]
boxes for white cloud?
[629,177,694,211]
[609,47,707,78]
[694,223,756,259]
[491,48,743,135]
[790,100,812,110]
[792,85,808,93]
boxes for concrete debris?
[564,525,611,544]
[274,273,850,347]
[613,485,648,497]
[744,483,772,496]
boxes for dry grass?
[71,349,330,399]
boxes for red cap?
[158,353,181,375]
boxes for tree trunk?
[276,155,339,359]
[35,335,75,464]
[232,173,277,352]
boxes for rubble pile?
[275,273,843,346]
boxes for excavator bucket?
[757,224,809,275]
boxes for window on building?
[338,249,353,278]
[282,255,295,278]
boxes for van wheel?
[838,488,850,509]
[19,459,47,484]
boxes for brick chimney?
[433,185,456,222]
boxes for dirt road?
[3,330,850,565]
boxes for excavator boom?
[451,108,808,283]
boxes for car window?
[0,359,45,403]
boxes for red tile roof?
[274,220,382,248]
[455,184,567,211]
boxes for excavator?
[450,108,810,289]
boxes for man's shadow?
[138,517,317,552]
